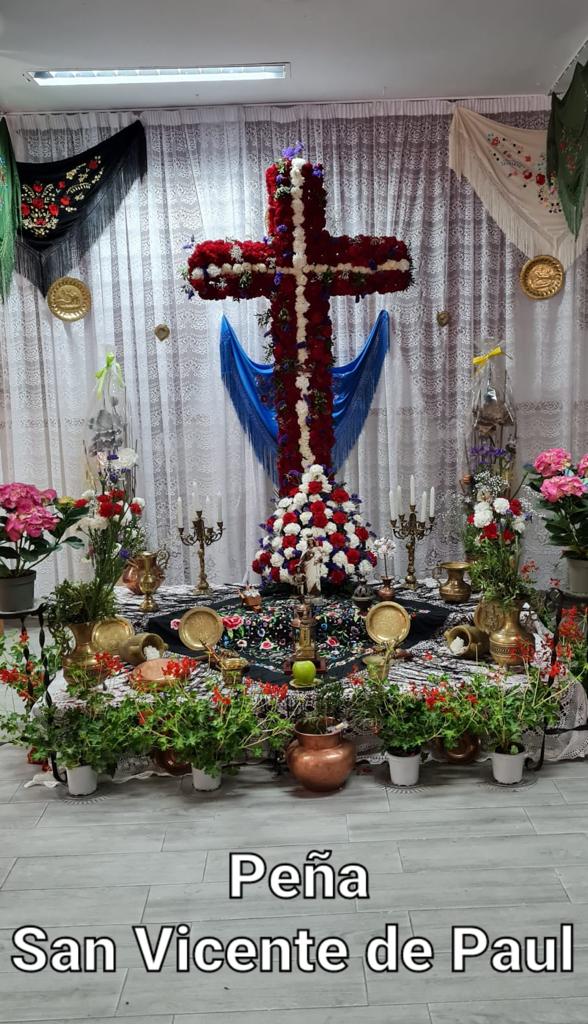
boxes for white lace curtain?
[0,97,586,592]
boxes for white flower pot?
[386,751,421,787]
[491,750,526,785]
[566,557,588,599]
[66,765,98,796]
[191,766,221,791]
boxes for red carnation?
[333,511,347,525]
[503,528,515,544]
[282,511,298,525]
[467,514,474,524]
[482,522,498,540]
[282,535,296,549]
[129,502,143,516]
[310,500,325,513]
[252,559,261,574]
[98,501,118,518]
[331,487,349,503]
[347,548,361,564]
[308,481,322,494]
[330,569,346,585]
[509,498,522,516]
[74,498,88,508]
[312,511,327,528]
[271,567,281,582]
[355,526,369,542]
[330,531,347,548]
[259,551,271,566]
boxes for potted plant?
[0,627,61,704]
[351,672,445,786]
[528,449,588,597]
[471,667,566,784]
[428,675,482,764]
[287,675,355,792]
[149,678,291,791]
[0,485,87,612]
[466,495,536,666]
[46,579,118,679]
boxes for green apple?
[291,660,317,688]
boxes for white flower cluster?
[472,498,526,535]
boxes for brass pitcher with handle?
[136,547,170,612]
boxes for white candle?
[410,475,416,507]
[216,492,223,523]
[420,490,427,523]
[176,496,183,528]
[429,485,435,519]
[191,480,201,513]
[389,488,396,521]
[397,484,403,517]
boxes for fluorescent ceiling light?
[27,65,289,86]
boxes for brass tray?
[474,600,506,634]
[92,617,134,654]
[178,606,223,652]
[519,255,564,300]
[47,276,92,321]
[365,601,411,646]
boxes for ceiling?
[0,0,586,113]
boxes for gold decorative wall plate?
[47,276,92,321]
[365,601,411,646]
[92,617,134,654]
[473,600,506,634]
[519,255,564,300]
[178,606,223,651]
[154,323,170,341]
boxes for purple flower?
[282,141,304,160]
[118,548,131,561]
[312,165,323,178]
[276,224,288,234]
[274,271,283,285]
[276,174,284,184]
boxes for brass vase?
[438,562,472,604]
[62,622,100,682]
[286,719,356,792]
[136,551,163,612]
[120,632,166,665]
[444,624,489,660]
[489,603,534,668]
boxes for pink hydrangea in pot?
[528,450,588,597]
[0,484,87,612]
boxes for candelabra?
[390,505,435,591]
[178,512,224,593]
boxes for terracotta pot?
[62,622,101,682]
[436,732,481,764]
[489,603,534,668]
[287,719,355,792]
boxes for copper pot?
[435,732,481,765]
[121,558,164,595]
[376,576,395,601]
[286,719,355,792]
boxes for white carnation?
[270,552,284,567]
[207,264,221,278]
[284,523,301,535]
[293,493,306,509]
[321,541,333,555]
[271,537,282,551]
[359,560,373,576]
[273,517,284,532]
[299,511,312,525]
[342,501,355,513]
[333,551,347,567]
[319,563,328,578]
[279,569,290,583]
[344,562,355,575]
[81,489,96,501]
[493,497,510,515]
[348,534,360,548]
[278,497,291,509]
[473,502,493,528]
[513,518,526,534]
[311,527,324,538]
[308,464,324,478]
[325,522,337,534]
[111,447,138,470]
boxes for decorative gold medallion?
[473,600,506,635]
[436,310,450,327]
[154,323,170,342]
[47,276,92,321]
[519,255,564,300]
[178,606,223,652]
[365,601,411,646]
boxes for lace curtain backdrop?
[0,97,586,594]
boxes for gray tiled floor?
[0,743,587,1022]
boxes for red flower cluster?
[162,657,199,679]
[212,686,231,707]
[261,682,289,701]
[94,651,125,676]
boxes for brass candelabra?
[390,504,435,591]
[178,512,224,593]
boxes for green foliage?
[466,670,564,754]
[46,580,117,650]
[0,628,61,700]
[468,538,535,607]
[528,468,588,558]
[351,671,445,754]
[300,675,347,733]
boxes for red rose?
[333,511,347,525]
[60,196,71,206]
[129,502,143,516]
[32,183,43,193]
[347,548,361,564]
[482,522,498,540]
[21,203,30,217]
[330,569,346,585]
[48,203,60,216]
[330,531,347,548]
[509,498,522,516]
[308,481,322,494]
[331,487,350,503]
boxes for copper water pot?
[286,719,355,792]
